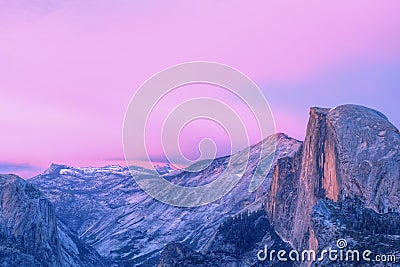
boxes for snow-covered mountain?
[30,133,301,266]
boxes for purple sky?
[1,1,400,178]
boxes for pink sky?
[1,1,400,177]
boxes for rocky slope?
[0,174,106,266]
[158,209,293,267]
[312,197,400,266]
[30,133,302,266]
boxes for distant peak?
[43,163,71,175]
[274,132,293,140]
[261,132,302,145]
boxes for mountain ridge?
[1,104,399,266]
[29,133,302,266]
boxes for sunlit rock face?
[265,142,303,244]
[292,106,339,251]
[267,105,400,254]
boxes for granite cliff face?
[0,174,106,267]
[265,143,303,244]
[326,105,399,211]
[0,174,60,266]
[292,106,338,251]
[265,104,400,255]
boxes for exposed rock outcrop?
[292,107,335,250]
[0,174,106,266]
[326,105,400,212]
[265,143,303,244]
[0,174,63,266]
[265,104,400,255]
